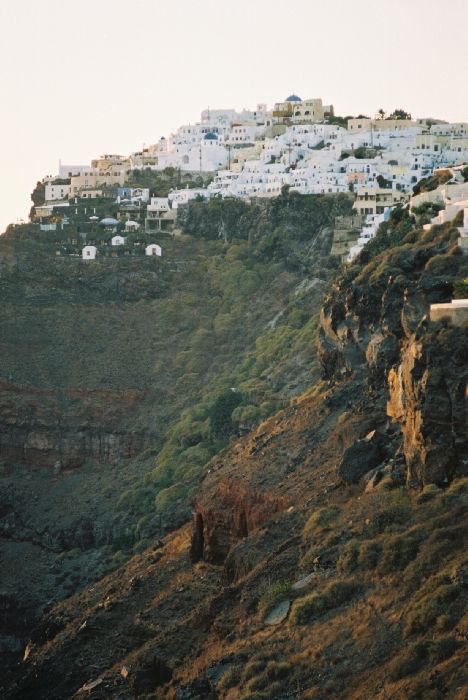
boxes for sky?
[1,0,468,233]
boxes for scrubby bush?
[388,641,429,680]
[377,528,425,575]
[403,582,462,637]
[416,483,441,504]
[218,664,242,690]
[258,581,292,616]
[429,635,461,663]
[337,541,360,574]
[241,660,292,698]
[370,492,412,534]
[403,523,466,590]
[358,540,382,569]
[290,579,358,625]
[209,389,243,439]
[453,277,468,298]
[302,506,340,541]
[243,659,266,680]
[388,635,460,682]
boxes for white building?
[146,198,176,230]
[145,244,162,257]
[82,245,97,260]
[58,163,88,178]
[347,212,388,261]
[117,187,150,203]
[44,182,71,202]
[111,235,126,246]
[168,188,209,209]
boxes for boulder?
[338,433,383,484]
[264,599,291,625]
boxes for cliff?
[318,209,467,487]
[1,204,467,699]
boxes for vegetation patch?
[289,579,359,625]
[403,580,463,637]
[301,506,340,541]
[258,581,293,617]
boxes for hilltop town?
[2,94,468,699]
[27,95,468,262]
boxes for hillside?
[1,202,466,698]
[0,192,351,665]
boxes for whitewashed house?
[124,220,140,231]
[146,198,176,231]
[111,235,126,246]
[44,182,71,202]
[82,245,97,260]
[169,188,209,209]
[145,244,162,257]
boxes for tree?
[31,181,45,207]
[376,108,386,120]
[388,109,412,120]
[377,174,392,189]
[209,389,243,440]
[453,278,468,299]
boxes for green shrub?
[389,641,429,680]
[209,389,243,439]
[403,525,464,590]
[371,494,412,534]
[358,540,382,569]
[264,661,290,680]
[258,581,292,616]
[154,482,193,511]
[377,528,425,575]
[429,635,461,663]
[290,579,358,625]
[404,583,461,637]
[417,483,441,504]
[337,541,360,574]
[243,662,291,696]
[302,506,340,541]
[453,277,468,298]
[218,664,241,690]
[243,659,266,680]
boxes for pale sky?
[1,0,468,233]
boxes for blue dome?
[204,131,218,140]
[100,217,119,225]
[285,94,302,102]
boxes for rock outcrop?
[191,478,289,565]
[318,216,467,487]
[0,381,147,468]
[387,325,467,486]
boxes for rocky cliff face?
[0,381,147,469]
[318,215,467,487]
[387,324,467,486]
[191,478,289,565]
